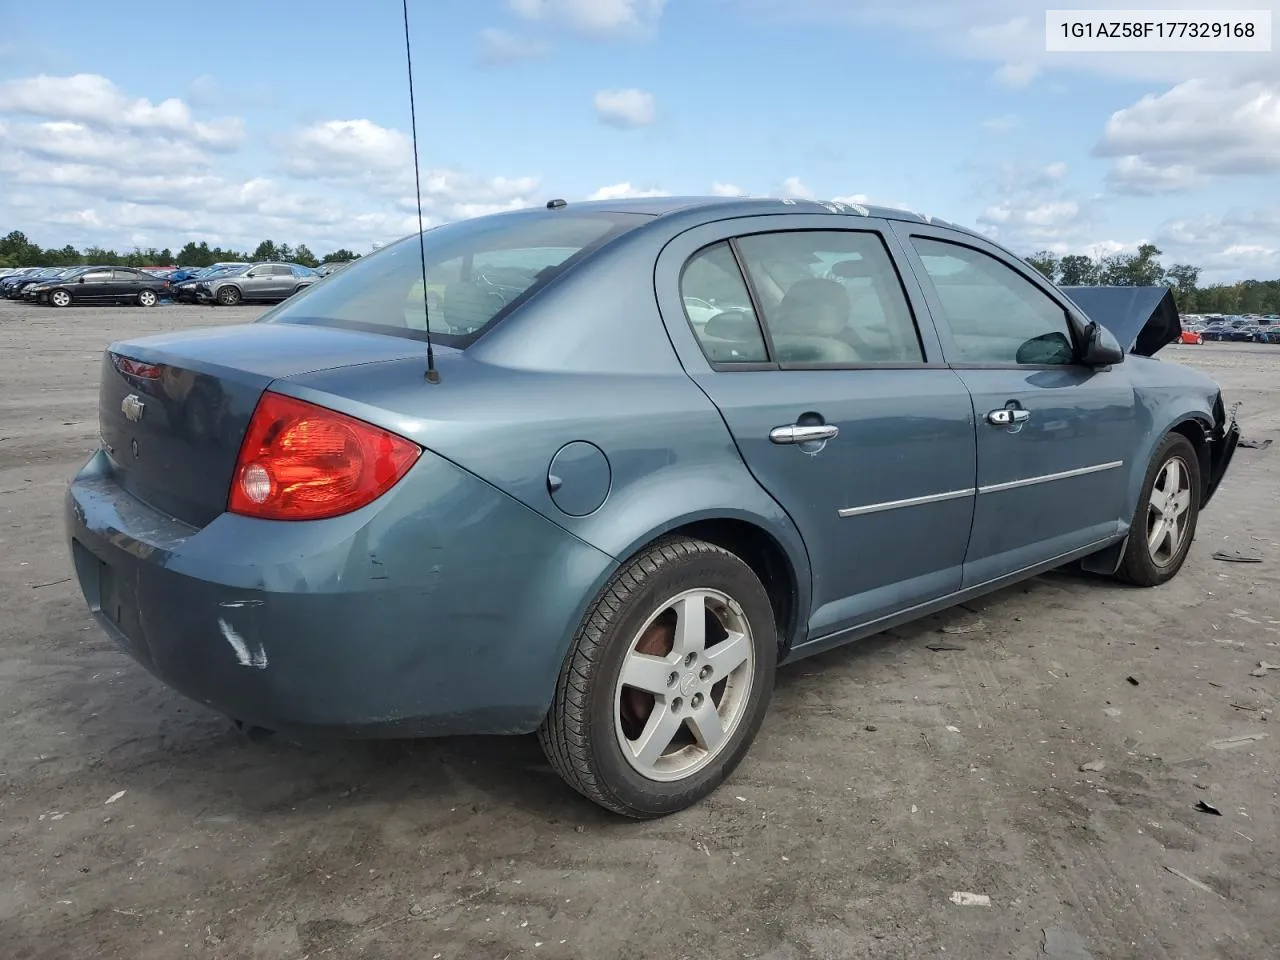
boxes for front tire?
[216,285,242,306]
[1114,433,1201,587]
[137,289,158,307]
[49,289,71,308]
[539,536,777,818]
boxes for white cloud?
[587,182,668,200]
[971,160,1093,251]
[711,182,747,196]
[476,28,552,67]
[594,88,656,128]
[1106,156,1204,196]
[780,176,813,199]
[508,0,667,37]
[0,73,244,149]
[1096,78,1280,190]
[993,62,1036,88]
[0,75,546,254]
[284,119,412,177]
[1155,205,1280,281]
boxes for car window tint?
[262,212,644,348]
[679,242,768,364]
[272,265,292,276]
[82,271,111,282]
[113,270,138,281]
[735,231,924,365]
[910,238,1075,365]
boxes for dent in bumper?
[66,448,617,737]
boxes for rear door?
[112,269,143,302]
[892,223,1138,586]
[656,214,978,643]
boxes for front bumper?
[1203,405,1239,508]
[66,447,617,738]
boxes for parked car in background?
[66,197,1238,818]
[22,267,81,300]
[171,264,247,303]
[317,260,353,277]
[3,266,59,298]
[32,265,170,307]
[196,262,318,305]
[1179,329,1204,345]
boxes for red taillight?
[228,392,422,521]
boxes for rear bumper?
[66,448,617,737]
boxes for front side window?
[735,230,924,365]
[910,237,1076,365]
[263,211,646,347]
[679,242,768,364]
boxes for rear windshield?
[260,210,647,347]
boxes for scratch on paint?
[219,599,265,608]
[218,618,268,669]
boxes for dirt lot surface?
[1,299,1277,960]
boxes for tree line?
[4,226,1278,315]
[0,230,361,271]
[1025,244,1280,315]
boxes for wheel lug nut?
[684,653,697,667]
[671,697,683,713]
[699,665,713,681]
[691,693,703,709]
[667,672,679,688]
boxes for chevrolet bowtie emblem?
[121,394,146,423]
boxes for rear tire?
[217,285,242,306]
[538,536,776,818]
[1114,433,1201,587]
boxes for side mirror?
[78,276,85,283]
[1081,322,1125,367]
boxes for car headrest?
[703,311,761,341]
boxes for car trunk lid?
[99,323,433,527]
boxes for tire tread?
[537,536,752,817]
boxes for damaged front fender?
[1203,396,1239,509]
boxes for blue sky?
[1,0,1277,281]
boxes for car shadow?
[54,567,1125,826]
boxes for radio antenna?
[402,0,440,383]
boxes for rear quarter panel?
[278,220,814,647]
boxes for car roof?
[544,195,982,237]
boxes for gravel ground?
[1,300,1277,960]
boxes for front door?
[657,216,978,642]
[75,269,114,303]
[894,225,1138,586]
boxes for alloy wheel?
[1147,456,1193,567]
[613,588,755,782]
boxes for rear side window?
[679,243,768,363]
[263,211,647,347]
[736,230,924,365]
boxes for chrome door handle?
[770,424,839,445]
[987,409,1030,426]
